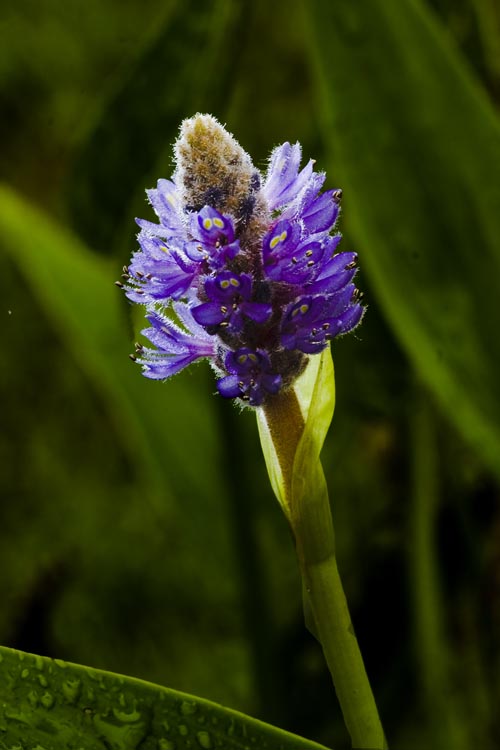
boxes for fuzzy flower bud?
[121,114,364,407]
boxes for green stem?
[264,391,387,749]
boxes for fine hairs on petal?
[122,113,365,407]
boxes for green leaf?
[306,0,500,479]
[0,645,331,750]
[256,346,335,519]
[0,183,222,499]
[0,187,253,706]
[292,346,335,516]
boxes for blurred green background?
[1,0,500,748]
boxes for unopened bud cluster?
[120,114,364,406]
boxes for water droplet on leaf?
[196,731,213,749]
[62,678,81,704]
[40,692,54,709]
[180,700,197,716]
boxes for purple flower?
[186,206,240,270]
[121,114,365,406]
[136,178,184,237]
[192,272,272,332]
[281,287,364,354]
[262,143,314,211]
[217,349,282,406]
[124,233,198,303]
[135,304,215,380]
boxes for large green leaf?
[0,182,264,709]
[306,0,500,478]
[0,646,331,750]
[0,183,221,498]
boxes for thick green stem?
[263,391,386,749]
[302,552,386,750]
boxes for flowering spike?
[121,114,365,405]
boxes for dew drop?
[196,730,213,749]
[37,675,48,688]
[179,724,189,736]
[180,700,197,716]
[54,659,67,669]
[20,669,29,679]
[34,656,44,671]
[62,678,81,704]
[40,692,54,709]
[27,690,39,707]
[112,707,142,723]
[159,741,176,750]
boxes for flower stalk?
[258,351,387,750]
[121,113,384,747]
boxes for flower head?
[121,114,365,407]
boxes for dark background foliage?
[1,1,499,748]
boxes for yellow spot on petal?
[213,218,224,229]
[238,355,248,364]
[220,280,231,289]
[166,194,177,207]
[300,304,309,314]
[248,353,258,363]
[203,218,213,230]
[230,278,240,287]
